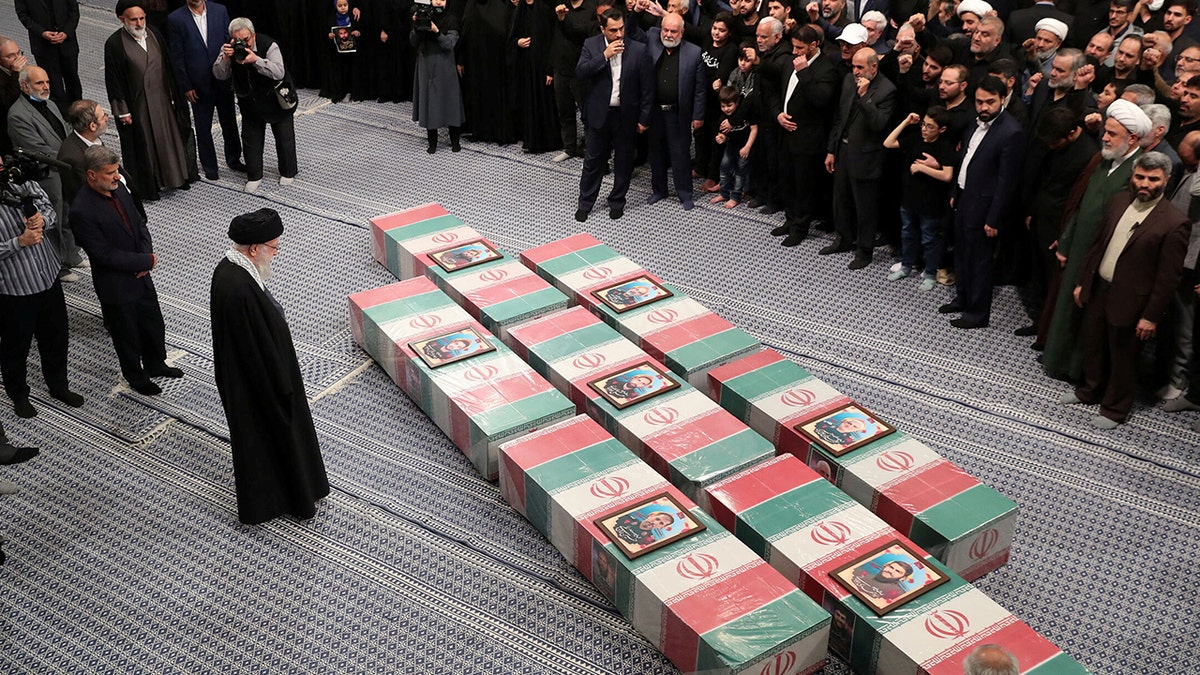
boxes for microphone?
[12,147,73,172]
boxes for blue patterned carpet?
[0,1,1195,673]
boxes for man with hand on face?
[70,146,180,396]
[1060,152,1191,428]
[104,0,196,201]
[0,37,31,156]
[822,48,895,270]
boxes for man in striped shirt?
[0,163,83,418]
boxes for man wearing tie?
[168,0,244,180]
[574,8,654,222]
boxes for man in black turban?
[209,208,328,525]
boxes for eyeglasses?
[260,242,279,253]
[1178,54,1200,63]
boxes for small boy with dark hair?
[883,105,954,291]
[709,85,758,207]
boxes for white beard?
[1101,137,1130,160]
[125,24,147,40]
[254,257,273,281]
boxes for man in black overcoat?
[210,208,329,525]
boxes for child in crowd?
[882,107,954,291]
[725,42,759,204]
[325,0,361,103]
[710,85,757,208]
[411,0,465,153]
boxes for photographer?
[410,0,464,154]
[212,17,297,193]
[0,156,83,419]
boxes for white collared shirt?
[784,51,819,110]
[957,116,996,190]
[608,38,623,108]
[191,6,209,46]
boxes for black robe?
[507,0,561,153]
[458,0,516,143]
[210,258,329,525]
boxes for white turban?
[1034,18,1069,43]
[1106,99,1153,138]
[957,0,993,17]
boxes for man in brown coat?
[1060,151,1192,428]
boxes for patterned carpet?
[0,1,1195,673]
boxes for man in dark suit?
[646,14,705,210]
[168,0,245,180]
[772,24,838,246]
[57,99,147,220]
[574,8,655,222]
[70,146,183,396]
[0,37,30,157]
[939,75,1026,329]
[1062,152,1191,428]
[821,48,895,269]
[13,0,81,108]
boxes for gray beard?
[125,25,147,40]
[1101,139,1130,160]
[255,258,273,281]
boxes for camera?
[0,152,48,189]
[413,0,438,31]
[231,37,251,62]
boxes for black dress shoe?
[781,231,807,247]
[818,239,850,255]
[12,398,36,418]
[204,170,219,180]
[178,181,191,190]
[770,224,790,236]
[848,253,872,270]
[759,203,782,215]
[950,318,988,329]
[812,219,833,232]
[609,207,624,220]
[574,209,589,222]
[147,366,184,378]
[128,380,162,396]
[49,389,84,407]
[227,160,248,173]
[937,303,962,314]
[1013,325,1038,336]
[745,197,763,208]
[1,445,39,465]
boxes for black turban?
[228,209,284,245]
[115,0,145,16]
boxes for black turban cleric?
[228,208,284,245]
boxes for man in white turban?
[1041,98,1151,380]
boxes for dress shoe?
[147,366,185,379]
[12,398,36,418]
[781,231,807,247]
[818,239,850,255]
[848,254,872,270]
[227,160,248,173]
[937,303,962,314]
[1013,325,1038,337]
[49,389,84,407]
[950,318,988,329]
[609,207,624,220]
[451,139,461,152]
[681,199,694,211]
[770,224,790,236]
[647,192,666,205]
[574,209,589,222]
[1163,396,1200,412]
[759,203,782,215]
[745,197,763,208]
[1,445,39,466]
[128,380,162,396]
[205,170,219,180]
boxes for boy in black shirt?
[709,85,758,208]
[883,106,955,291]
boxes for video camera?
[0,148,68,212]
[413,0,439,32]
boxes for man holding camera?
[213,17,297,193]
[0,158,83,418]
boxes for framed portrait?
[429,239,503,273]
[587,361,680,410]
[591,275,673,313]
[332,26,357,53]
[830,540,949,616]
[594,492,706,559]
[409,326,496,369]
[795,403,895,457]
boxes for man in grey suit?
[821,48,896,269]
[7,65,83,279]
